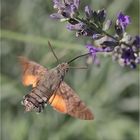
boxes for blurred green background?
[1,0,139,140]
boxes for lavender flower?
[51,0,80,19]
[85,6,93,19]
[112,34,140,68]
[97,9,106,23]
[133,36,140,48]
[50,13,63,19]
[117,12,131,31]
[86,44,104,65]
[51,0,140,69]
[66,22,85,30]
[92,34,103,40]
[67,22,95,37]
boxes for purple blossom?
[51,0,80,19]
[86,44,105,65]
[67,22,95,36]
[133,36,140,48]
[85,6,93,18]
[112,42,139,69]
[86,44,103,58]
[66,22,84,30]
[97,9,106,23]
[122,48,135,61]
[50,13,63,19]
[117,12,131,30]
[51,1,140,69]
[74,0,80,8]
[92,34,103,40]
[53,0,62,9]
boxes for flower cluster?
[51,0,140,69]
[112,35,140,68]
[50,0,80,19]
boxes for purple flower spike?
[117,12,131,30]
[74,0,80,9]
[98,9,106,23]
[86,44,97,63]
[133,36,140,48]
[85,6,93,18]
[121,48,135,61]
[92,34,103,40]
[53,0,62,9]
[66,23,84,30]
[52,0,80,19]
[50,13,63,19]
[86,44,103,53]
[86,44,104,65]
[70,4,77,17]
[86,44,103,58]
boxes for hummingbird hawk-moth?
[19,45,93,120]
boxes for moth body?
[22,63,69,112]
[19,56,94,120]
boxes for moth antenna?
[68,52,91,64]
[48,41,59,63]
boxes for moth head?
[57,63,69,75]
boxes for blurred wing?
[19,56,47,87]
[49,94,67,113]
[49,82,94,120]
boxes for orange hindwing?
[49,82,94,120]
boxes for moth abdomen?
[22,95,45,113]
[22,83,53,112]
[26,94,40,107]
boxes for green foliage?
[1,0,139,140]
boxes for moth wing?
[49,93,67,113]
[19,56,47,87]
[49,82,94,120]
